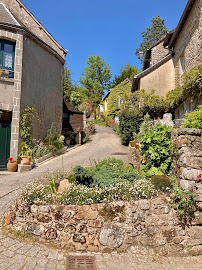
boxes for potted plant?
[69,131,76,145]
[19,142,33,165]
[7,158,18,172]
[65,132,71,146]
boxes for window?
[118,96,123,107]
[0,40,15,78]
[63,112,69,119]
[105,100,108,111]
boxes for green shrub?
[151,175,172,191]
[119,109,143,145]
[140,124,172,176]
[72,158,142,187]
[93,157,124,169]
[181,105,202,129]
[72,166,93,186]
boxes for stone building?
[0,0,67,169]
[132,0,202,116]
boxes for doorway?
[0,111,12,170]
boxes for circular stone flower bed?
[5,196,202,256]
[3,159,202,256]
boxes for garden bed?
[4,157,202,255]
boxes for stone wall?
[171,128,202,189]
[151,40,169,66]
[0,28,23,159]
[173,0,202,85]
[8,194,202,256]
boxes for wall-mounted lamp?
[138,51,145,61]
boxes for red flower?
[190,187,194,192]
[186,198,188,200]
[166,176,170,180]
[7,157,13,161]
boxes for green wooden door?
[0,120,11,170]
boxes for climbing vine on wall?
[20,106,35,146]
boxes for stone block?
[58,179,72,193]
[99,224,125,248]
[88,220,102,228]
[87,245,99,252]
[140,199,150,210]
[83,210,98,220]
[180,168,201,181]
[18,164,32,173]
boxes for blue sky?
[21,0,188,84]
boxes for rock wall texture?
[173,0,202,85]
[129,140,141,173]
[151,40,169,66]
[171,128,202,189]
[8,194,202,256]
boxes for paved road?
[0,125,129,198]
[0,125,202,269]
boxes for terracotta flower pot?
[65,139,70,146]
[7,161,18,172]
[22,156,31,165]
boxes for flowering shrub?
[195,174,202,183]
[82,122,96,143]
[7,157,18,163]
[78,102,93,118]
[20,178,156,206]
[172,179,196,222]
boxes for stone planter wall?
[129,140,141,173]
[8,194,202,256]
[171,128,202,189]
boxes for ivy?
[20,107,35,145]
[104,79,131,119]
[165,63,202,111]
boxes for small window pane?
[3,43,13,70]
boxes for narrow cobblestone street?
[0,126,202,269]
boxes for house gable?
[1,0,67,58]
[0,2,20,25]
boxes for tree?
[112,64,140,88]
[79,55,112,109]
[63,66,75,100]
[135,15,168,59]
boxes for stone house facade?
[132,0,202,117]
[0,0,67,169]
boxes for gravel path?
[0,125,202,269]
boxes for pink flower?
[190,187,194,192]
[186,198,188,200]
[166,176,170,180]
